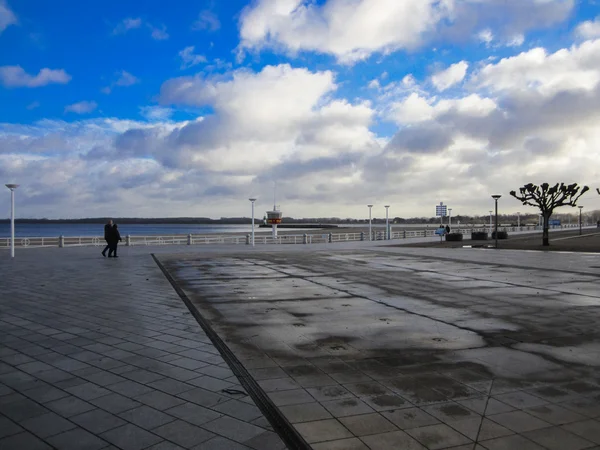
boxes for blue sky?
[1,0,600,219]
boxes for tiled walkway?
[0,247,287,450]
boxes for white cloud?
[238,0,574,63]
[478,29,494,46]
[0,65,71,88]
[192,10,220,31]
[115,70,139,86]
[140,106,173,121]
[65,101,98,114]
[576,16,600,39]
[103,70,139,93]
[178,46,207,70]
[112,17,142,35]
[149,24,169,40]
[431,61,469,91]
[26,101,40,110]
[472,40,600,95]
[0,0,16,34]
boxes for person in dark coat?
[107,224,122,257]
[101,219,113,257]
[445,224,451,234]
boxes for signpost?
[435,202,447,225]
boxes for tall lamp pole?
[249,198,256,246]
[5,184,19,258]
[384,205,390,240]
[579,206,583,235]
[367,205,373,241]
[448,208,452,228]
[492,195,501,248]
[489,210,493,236]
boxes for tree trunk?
[542,213,551,246]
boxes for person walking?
[101,219,113,257]
[107,223,122,257]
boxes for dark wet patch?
[439,404,472,417]
[339,399,358,407]
[285,365,322,377]
[351,383,388,396]
[534,386,570,397]
[562,381,600,393]
[293,323,305,327]
[369,394,407,407]
[316,386,349,398]
[290,312,311,318]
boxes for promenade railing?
[0,224,586,250]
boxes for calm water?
[0,223,259,238]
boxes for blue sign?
[549,219,561,226]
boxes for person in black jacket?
[101,219,113,257]
[107,224,122,257]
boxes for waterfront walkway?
[2,242,600,449]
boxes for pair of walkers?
[102,219,122,257]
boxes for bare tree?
[510,183,589,246]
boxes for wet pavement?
[158,247,600,450]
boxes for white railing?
[0,224,593,250]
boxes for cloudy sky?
[1,0,600,220]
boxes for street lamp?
[492,195,501,248]
[489,210,493,236]
[384,205,390,240]
[449,208,452,229]
[249,198,256,246]
[367,205,373,241]
[579,205,583,235]
[5,184,19,258]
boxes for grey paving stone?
[0,396,49,422]
[22,384,70,403]
[47,427,109,450]
[0,431,53,450]
[521,426,596,450]
[562,419,600,444]
[339,412,398,436]
[243,430,287,450]
[405,423,472,449]
[193,436,251,449]
[101,423,163,450]
[16,361,56,374]
[147,378,196,395]
[267,389,314,407]
[71,408,128,434]
[360,430,427,449]
[0,416,23,439]
[446,417,513,441]
[106,379,155,398]
[202,416,267,444]
[320,397,374,418]
[90,392,142,414]
[487,410,553,433]
[212,399,263,422]
[46,395,96,418]
[119,405,178,430]
[168,358,209,370]
[154,420,215,448]
[20,412,77,438]
[187,376,234,392]
[279,401,333,423]
[294,418,353,444]
[311,437,370,450]
[479,434,548,450]
[177,387,229,408]
[165,402,223,426]
[134,390,187,411]
[121,369,166,384]
[65,382,111,401]
[381,407,440,430]
[34,368,75,384]
[524,403,587,425]
[146,442,186,450]
[195,365,235,380]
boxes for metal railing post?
[360,232,365,241]
[187,234,192,245]
[59,235,64,248]
[303,233,308,244]
[328,233,332,243]
[126,235,131,246]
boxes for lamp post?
[367,205,373,241]
[579,206,583,235]
[449,208,452,229]
[5,184,19,258]
[489,210,493,236]
[249,198,256,246]
[384,205,390,240]
[492,195,501,248]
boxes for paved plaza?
[1,241,600,449]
